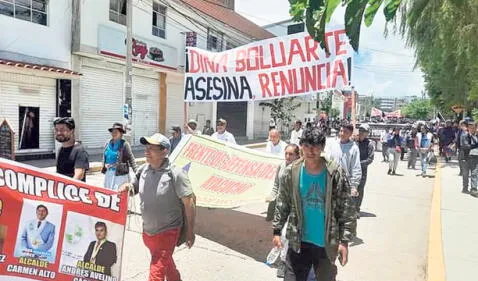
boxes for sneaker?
[470,189,478,197]
[387,169,392,175]
[276,261,285,278]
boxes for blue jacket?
[21,220,55,252]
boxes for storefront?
[0,59,81,159]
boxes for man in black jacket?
[84,222,117,276]
[356,124,375,213]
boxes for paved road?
[84,151,434,281]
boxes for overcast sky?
[235,0,425,98]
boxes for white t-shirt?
[324,138,342,163]
[289,129,303,145]
[265,140,287,155]
[212,131,236,144]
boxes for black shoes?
[392,170,396,175]
[387,169,392,175]
[462,188,469,194]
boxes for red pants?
[142,228,181,281]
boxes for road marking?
[427,163,446,281]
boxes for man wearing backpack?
[119,133,196,281]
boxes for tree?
[259,98,302,133]
[319,91,333,114]
[330,108,341,118]
[401,99,432,120]
[289,0,478,112]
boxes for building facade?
[0,0,79,159]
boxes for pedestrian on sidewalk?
[266,129,288,156]
[380,129,390,162]
[407,127,419,170]
[54,117,89,182]
[290,120,303,145]
[169,126,182,154]
[417,126,433,178]
[387,128,402,175]
[265,144,300,278]
[272,127,357,281]
[101,123,137,191]
[356,124,374,214]
[456,120,467,176]
[338,124,361,197]
[212,118,236,144]
[202,120,214,136]
[119,133,196,281]
[460,121,478,196]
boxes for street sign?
[0,118,15,160]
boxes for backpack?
[134,164,196,247]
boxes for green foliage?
[330,108,341,118]
[401,99,433,120]
[319,92,333,114]
[259,98,302,126]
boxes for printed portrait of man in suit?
[83,221,117,276]
[20,204,55,254]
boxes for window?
[0,0,47,26]
[207,28,223,51]
[152,2,166,38]
[109,0,126,25]
[287,23,304,35]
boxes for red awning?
[0,59,81,76]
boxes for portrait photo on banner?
[13,199,63,264]
[59,212,124,280]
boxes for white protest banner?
[184,27,353,102]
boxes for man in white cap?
[212,118,236,144]
[184,119,202,135]
[355,124,375,214]
[119,133,195,281]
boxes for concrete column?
[159,72,167,133]
[246,101,254,140]
[70,55,82,141]
[212,102,217,126]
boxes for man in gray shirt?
[119,133,195,281]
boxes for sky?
[235,0,425,98]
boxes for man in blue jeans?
[417,126,433,177]
[273,127,357,281]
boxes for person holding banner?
[119,133,196,281]
[54,117,89,182]
[20,205,55,255]
[272,127,357,281]
[212,118,236,144]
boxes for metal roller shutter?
[166,82,184,130]
[0,72,56,152]
[132,75,159,145]
[80,66,124,149]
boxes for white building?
[0,0,78,159]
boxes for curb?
[427,163,446,281]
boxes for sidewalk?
[439,160,478,281]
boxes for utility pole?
[124,0,133,142]
[351,86,357,127]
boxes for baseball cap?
[169,126,181,133]
[140,133,171,150]
[188,119,198,125]
[359,124,370,132]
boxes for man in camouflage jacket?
[272,127,357,281]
